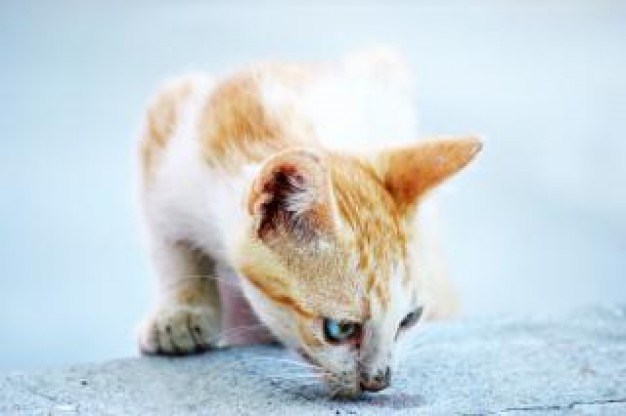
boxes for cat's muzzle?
[359,366,391,392]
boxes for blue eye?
[323,318,360,343]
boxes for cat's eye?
[400,306,424,329]
[323,318,360,343]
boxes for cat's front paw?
[138,304,220,355]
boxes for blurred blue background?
[1,1,625,371]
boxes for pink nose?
[359,367,391,392]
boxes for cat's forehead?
[241,232,414,325]
[289,237,412,322]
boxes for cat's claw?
[138,304,220,355]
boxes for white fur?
[258,48,417,154]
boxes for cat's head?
[235,137,481,397]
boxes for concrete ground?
[2,306,625,415]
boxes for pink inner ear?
[257,165,307,240]
[248,148,334,241]
[217,273,275,346]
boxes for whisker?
[206,324,267,344]
[261,368,331,378]
[266,374,322,379]
[275,380,322,387]
[274,375,325,382]
[259,366,317,374]
[248,357,322,370]
[164,274,243,293]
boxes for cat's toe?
[138,305,219,355]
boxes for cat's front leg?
[138,239,222,355]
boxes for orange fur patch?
[327,154,407,310]
[241,265,315,319]
[197,65,318,172]
[377,137,482,215]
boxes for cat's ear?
[375,137,482,214]
[247,149,335,242]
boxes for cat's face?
[236,138,481,397]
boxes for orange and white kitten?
[137,49,481,397]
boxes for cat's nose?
[359,367,391,392]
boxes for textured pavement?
[1,306,625,415]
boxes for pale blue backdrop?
[1,1,625,370]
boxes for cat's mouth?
[324,371,393,398]
[296,348,391,397]
[327,378,391,398]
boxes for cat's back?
[139,47,417,184]
[237,48,418,155]
[137,48,419,256]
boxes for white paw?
[138,304,220,355]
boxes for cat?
[136,48,481,398]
